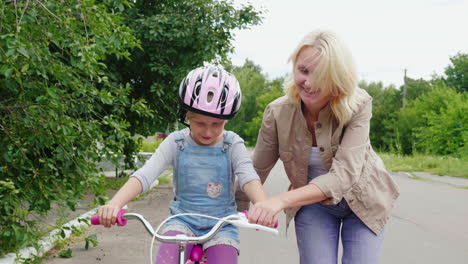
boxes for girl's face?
[189,113,226,146]
[294,46,331,110]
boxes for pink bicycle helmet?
[178,65,242,123]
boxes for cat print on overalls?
[164,131,238,244]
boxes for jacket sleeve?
[253,104,280,183]
[311,96,373,205]
[235,104,279,211]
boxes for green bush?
[243,81,285,146]
[140,138,163,153]
[395,84,466,156]
[359,81,402,151]
[414,90,467,156]
[0,0,147,256]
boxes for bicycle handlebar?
[90,209,127,226]
[91,209,278,244]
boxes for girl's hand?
[248,197,285,228]
[98,204,121,228]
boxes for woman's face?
[189,113,226,146]
[294,46,331,110]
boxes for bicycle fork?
[178,244,186,264]
[177,244,203,264]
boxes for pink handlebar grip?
[90,209,127,226]
[242,210,279,228]
[90,215,100,225]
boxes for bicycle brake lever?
[227,213,279,235]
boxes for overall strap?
[173,131,185,151]
[222,131,235,152]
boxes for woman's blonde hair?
[285,30,364,125]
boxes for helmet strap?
[178,109,190,127]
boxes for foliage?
[140,138,163,153]
[243,77,285,145]
[395,84,466,156]
[101,175,129,190]
[59,248,73,258]
[225,60,284,145]
[84,234,98,250]
[225,60,268,143]
[361,73,466,158]
[105,0,263,135]
[0,0,149,256]
[158,173,173,185]
[413,88,467,156]
[359,81,401,151]
[401,77,432,104]
[444,52,468,93]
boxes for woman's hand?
[97,204,121,228]
[248,197,285,228]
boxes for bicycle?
[91,209,278,264]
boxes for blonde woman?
[243,30,400,263]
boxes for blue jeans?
[294,200,385,264]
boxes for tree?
[0,0,148,255]
[395,83,466,156]
[413,87,467,156]
[445,52,468,93]
[359,81,401,151]
[106,0,263,135]
[225,59,269,143]
[243,77,285,145]
[401,77,431,101]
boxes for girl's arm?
[228,133,275,226]
[236,105,279,211]
[242,179,267,204]
[98,177,143,228]
[98,134,175,227]
[242,179,279,227]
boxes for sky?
[230,0,468,88]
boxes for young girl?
[97,65,271,264]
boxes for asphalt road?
[44,161,468,264]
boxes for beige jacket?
[236,89,399,234]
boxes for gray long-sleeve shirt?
[132,128,259,193]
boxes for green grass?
[379,152,468,179]
[407,172,427,181]
[158,170,172,184]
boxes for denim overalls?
[161,131,240,251]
